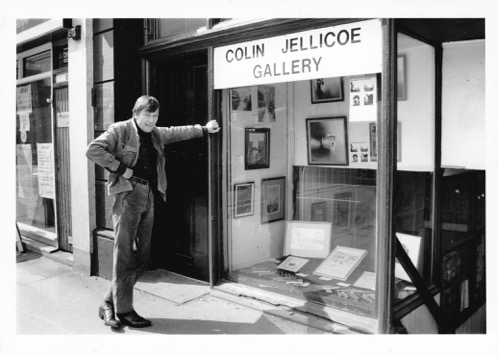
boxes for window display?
[227,76,379,317]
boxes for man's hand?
[206,120,220,134]
[123,168,133,179]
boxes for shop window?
[226,75,381,318]
[393,33,436,303]
[24,50,51,76]
[16,77,55,235]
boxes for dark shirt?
[132,120,158,188]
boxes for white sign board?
[214,19,382,89]
[17,85,32,114]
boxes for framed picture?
[306,116,348,165]
[369,122,401,162]
[311,77,344,103]
[332,191,353,228]
[283,220,332,258]
[277,256,309,273]
[311,201,327,222]
[231,87,252,111]
[397,55,407,101]
[314,246,368,281]
[395,232,422,282]
[257,85,276,122]
[261,176,285,223]
[245,127,270,170]
[233,182,255,218]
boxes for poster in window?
[349,76,377,122]
[233,182,255,218]
[369,122,401,162]
[231,87,252,111]
[261,176,285,223]
[37,143,55,199]
[306,117,348,165]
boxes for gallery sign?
[214,19,382,89]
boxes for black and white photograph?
[261,176,285,223]
[233,182,255,218]
[306,116,348,165]
[311,77,344,103]
[257,85,276,122]
[231,87,252,111]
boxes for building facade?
[15,18,486,334]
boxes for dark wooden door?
[150,53,209,281]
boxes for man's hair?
[132,95,160,116]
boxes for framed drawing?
[332,191,353,228]
[311,77,344,103]
[261,176,285,223]
[314,246,368,281]
[245,127,270,170]
[306,116,348,165]
[283,220,332,258]
[311,201,327,221]
[369,122,401,162]
[277,256,309,273]
[397,55,407,101]
[233,182,255,218]
[395,232,422,282]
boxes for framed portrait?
[245,127,270,170]
[306,116,348,165]
[369,122,401,162]
[233,182,255,218]
[261,176,285,223]
[397,55,407,101]
[311,77,344,103]
[283,220,332,258]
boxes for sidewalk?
[16,251,335,335]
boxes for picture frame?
[283,220,332,258]
[233,182,255,218]
[311,201,327,222]
[397,55,407,101]
[395,232,422,282]
[245,127,270,170]
[261,176,285,223]
[306,116,348,165]
[277,256,309,273]
[311,77,344,104]
[257,85,276,122]
[332,191,353,228]
[230,87,252,111]
[369,122,401,162]
[314,246,368,281]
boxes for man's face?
[135,109,159,133]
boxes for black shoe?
[98,302,120,328]
[116,310,152,328]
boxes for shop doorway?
[150,52,210,282]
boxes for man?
[86,95,220,328]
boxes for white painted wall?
[68,19,95,274]
[442,40,485,169]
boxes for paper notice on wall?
[16,144,33,199]
[37,143,55,199]
[19,113,30,131]
[17,85,33,114]
[349,76,377,122]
